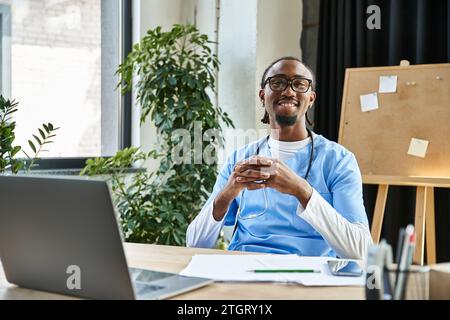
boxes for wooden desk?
[0,243,365,300]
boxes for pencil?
[248,269,321,273]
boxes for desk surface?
[0,243,365,300]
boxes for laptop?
[0,175,212,300]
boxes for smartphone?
[327,260,363,277]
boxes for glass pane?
[2,0,120,158]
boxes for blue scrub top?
[205,134,369,257]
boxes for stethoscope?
[255,127,315,181]
[235,128,315,222]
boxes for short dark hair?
[260,56,315,125]
[260,56,316,90]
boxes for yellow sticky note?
[407,138,429,158]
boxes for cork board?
[338,63,450,178]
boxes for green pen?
[248,269,321,273]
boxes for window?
[0,0,131,167]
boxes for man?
[186,57,372,259]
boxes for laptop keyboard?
[133,282,165,295]
[129,267,174,282]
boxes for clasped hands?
[213,156,313,221]
[229,156,313,207]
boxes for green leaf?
[12,161,23,174]
[28,140,36,153]
[38,128,46,140]
[11,146,21,157]
[33,134,42,145]
[168,77,177,85]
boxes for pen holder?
[386,264,430,300]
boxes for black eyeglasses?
[264,76,312,93]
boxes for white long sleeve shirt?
[186,135,372,260]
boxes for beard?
[275,114,298,126]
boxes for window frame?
[0,4,11,98]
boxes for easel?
[365,175,450,265]
[338,62,450,266]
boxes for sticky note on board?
[360,92,379,112]
[379,75,398,93]
[407,138,429,158]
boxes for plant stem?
[113,173,141,216]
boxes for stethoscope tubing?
[255,128,314,181]
[234,128,315,225]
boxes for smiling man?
[186,57,372,259]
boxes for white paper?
[379,75,398,93]
[407,138,429,158]
[179,254,365,287]
[360,92,379,112]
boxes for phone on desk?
[327,260,363,277]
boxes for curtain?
[315,0,450,262]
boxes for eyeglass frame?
[263,76,313,93]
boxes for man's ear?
[308,91,316,106]
[259,89,265,104]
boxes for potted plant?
[81,24,233,246]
